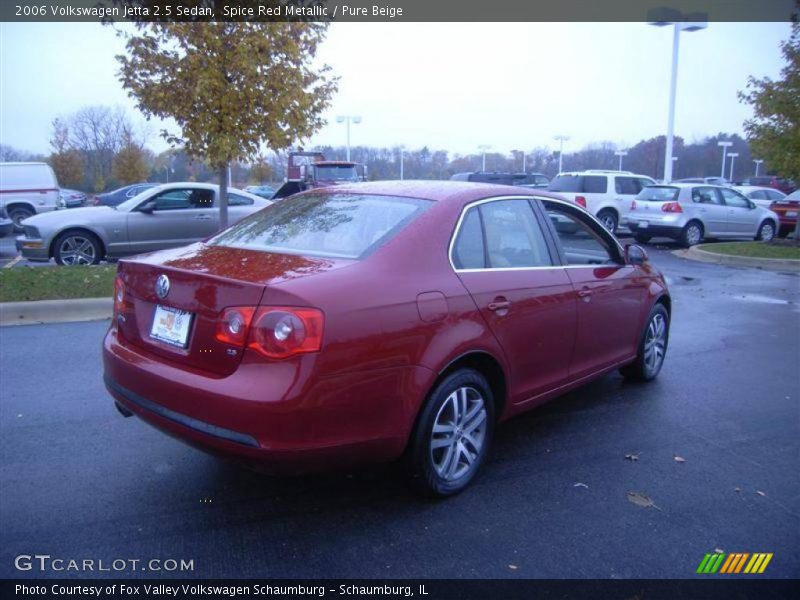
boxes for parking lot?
[1,243,798,579]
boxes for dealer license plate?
[150,305,193,348]
[638,220,649,229]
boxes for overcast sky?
[0,21,790,158]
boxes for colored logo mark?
[697,552,773,574]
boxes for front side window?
[719,188,750,208]
[210,193,430,259]
[544,202,621,266]
[149,188,214,211]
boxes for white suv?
[0,162,61,232]
[547,170,656,232]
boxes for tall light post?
[553,135,569,174]
[753,159,764,177]
[336,115,362,161]
[478,144,491,171]
[718,140,733,179]
[615,150,628,171]
[728,152,739,182]
[649,13,707,183]
[398,145,405,180]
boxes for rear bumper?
[103,326,432,473]
[626,221,683,238]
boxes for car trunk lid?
[116,243,351,376]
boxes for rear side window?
[636,186,679,202]
[228,193,254,206]
[692,187,721,205]
[549,175,607,194]
[479,200,551,268]
[211,193,430,259]
[766,190,785,201]
[615,176,641,195]
[452,207,485,269]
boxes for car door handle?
[194,215,212,221]
[487,300,511,312]
[577,288,592,299]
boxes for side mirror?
[749,201,757,209]
[138,200,156,214]
[625,244,648,266]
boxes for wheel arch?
[49,227,107,259]
[435,350,508,421]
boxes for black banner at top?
[1,0,797,23]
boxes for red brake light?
[113,275,131,316]
[216,307,256,346]
[575,196,587,208]
[248,307,324,359]
[661,202,683,213]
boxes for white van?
[0,162,61,231]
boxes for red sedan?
[103,181,670,496]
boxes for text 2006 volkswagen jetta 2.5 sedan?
[103,181,670,496]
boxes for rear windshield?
[210,193,431,259]
[636,186,679,202]
[548,175,607,194]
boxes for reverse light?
[661,202,683,213]
[575,196,587,208]
[113,275,132,317]
[216,307,256,346]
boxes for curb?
[673,245,800,272]
[0,297,112,327]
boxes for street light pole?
[753,159,763,177]
[718,140,733,179]
[478,145,491,171]
[554,135,569,174]
[650,17,707,183]
[728,152,739,182]
[615,150,628,171]
[398,145,405,180]
[336,115,362,162]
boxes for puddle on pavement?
[733,294,794,305]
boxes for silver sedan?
[16,183,271,265]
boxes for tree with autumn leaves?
[117,22,337,229]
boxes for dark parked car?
[93,183,157,207]
[450,171,550,188]
[59,188,87,209]
[244,185,277,199]
[0,206,14,237]
[104,181,670,496]
[742,176,797,195]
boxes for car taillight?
[113,275,133,321]
[631,200,637,210]
[215,306,257,346]
[661,202,683,213]
[215,306,324,359]
[575,196,587,208]
[249,307,324,359]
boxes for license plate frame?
[638,220,649,229]
[786,211,798,218]
[150,305,194,348]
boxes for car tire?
[756,220,776,242]
[7,206,35,232]
[406,368,495,497]
[597,209,618,233]
[620,303,670,382]
[634,233,652,244]
[679,221,703,247]
[53,231,103,266]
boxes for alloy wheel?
[59,236,97,265]
[643,313,667,376]
[760,223,775,242]
[686,225,702,246]
[430,386,487,481]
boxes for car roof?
[305,180,567,204]
[557,170,652,178]
[734,185,782,193]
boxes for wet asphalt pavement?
[0,242,798,579]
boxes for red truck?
[273,151,367,199]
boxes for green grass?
[699,242,800,260]
[0,265,116,302]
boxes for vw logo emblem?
[155,274,170,299]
